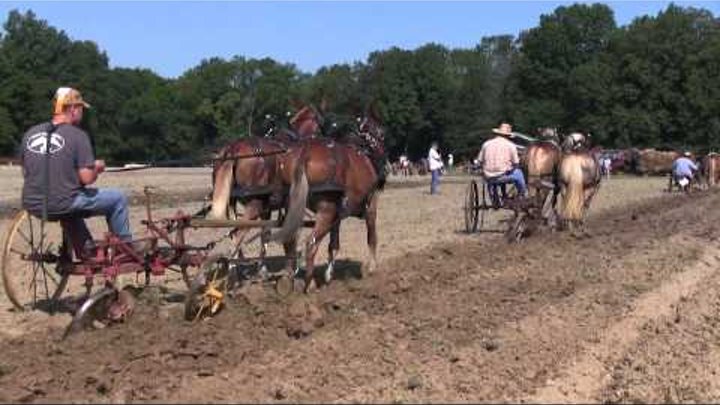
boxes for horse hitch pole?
[211,148,288,162]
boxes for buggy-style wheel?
[184,255,231,321]
[1,210,70,312]
[464,180,479,233]
[478,180,489,231]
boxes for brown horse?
[523,128,563,225]
[628,148,680,176]
[208,105,321,274]
[701,152,720,187]
[271,113,386,292]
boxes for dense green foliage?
[0,4,718,163]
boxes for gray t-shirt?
[20,122,95,216]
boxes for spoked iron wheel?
[478,181,489,231]
[184,255,231,321]
[1,210,70,312]
[464,180,479,233]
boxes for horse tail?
[209,155,234,219]
[559,154,585,221]
[269,159,309,244]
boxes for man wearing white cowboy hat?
[672,151,698,188]
[477,122,528,206]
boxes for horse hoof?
[257,265,270,281]
[303,280,317,294]
[324,265,334,284]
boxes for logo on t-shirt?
[26,132,66,155]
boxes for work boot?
[116,239,152,259]
[80,240,102,262]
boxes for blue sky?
[0,1,718,78]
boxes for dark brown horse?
[208,105,321,274]
[271,112,386,292]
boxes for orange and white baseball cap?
[52,87,91,114]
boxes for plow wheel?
[63,286,136,339]
[2,210,70,312]
[464,180,479,233]
[505,212,529,244]
[180,262,205,290]
[274,272,294,297]
[184,255,231,321]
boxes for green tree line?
[0,3,718,164]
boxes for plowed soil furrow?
[0,183,717,403]
[597,260,720,404]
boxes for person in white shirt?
[399,154,409,176]
[428,142,444,194]
[603,156,612,179]
[448,153,454,172]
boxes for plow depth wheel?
[184,255,230,321]
[464,180,479,233]
[1,210,69,311]
[63,287,136,339]
[274,273,294,297]
[506,213,529,244]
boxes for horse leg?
[325,222,341,285]
[256,199,273,279]
[579,185,599,237]
[283,236,298,280]
[365,193,380,275]
[540,188,558,231]
[304,199,338,293]
[232,199,262,261]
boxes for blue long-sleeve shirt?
[672,157,698,177]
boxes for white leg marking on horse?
[325,260,335,284]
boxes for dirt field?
[2,169,719,403]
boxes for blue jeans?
[488,168,528,197]
[431,169,441,194]
[65,188,132,247]
[507,167,528,196]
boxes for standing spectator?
[428,142,444,195]
[447,153,454,173]
[602,156,612,179]
[399,154,409,176]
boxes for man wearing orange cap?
[19,87,133,256]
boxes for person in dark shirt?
[20,87,132,256]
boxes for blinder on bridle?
[357,116,384,152]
